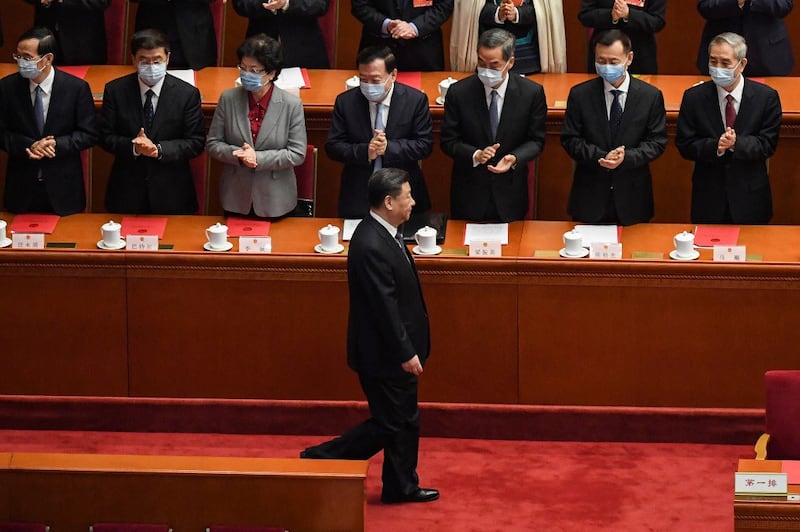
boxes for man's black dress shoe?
[381,488,440,504]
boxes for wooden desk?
[4,66,800,224]
[1,213,799,408]
[1,452,367,531]
[735,459,800,531]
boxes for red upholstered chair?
[211,0,225,66]
[0,524,49,532]
[524,159,537,220]
[293,145,318,217]
[318,0,338,67]
[190,153,209,214]
[90,525,170,532]
[755,370,800,460]
[104,0,129,64]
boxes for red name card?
[9,214,60,234]
[120,217,168,239]
[226,217,271,237]
[694,225,740,247]
[301,68,311,89]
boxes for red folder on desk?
[397,72,422,90]
[226,217,271,237]
[121,217,167,239]
[694,226,739,247]
[9,214,60,234]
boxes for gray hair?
[478,28,516,61]
[709,32,747,61]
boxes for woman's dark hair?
[237,34,283,81]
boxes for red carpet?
[0,430,750,530]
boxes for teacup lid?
[417,225,436,235]
[102,220,120,229]
[208,221,228,232]
[675,230,693,239]
[320,224,339,234]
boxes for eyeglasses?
[137,59,167,66]
[238,64,267,75]
[12,53,42,62]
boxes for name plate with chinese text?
[735,472,787,494]
[239,236,272,253]
[713,245,746,262]
[468,240,501,257]
[12,233,45,249]
[589,242,622,260]
[126,234,159,251]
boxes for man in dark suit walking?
[100,29,205,215]
[677,32,781,225]
[301,168,438,505]
[697,0,794,77]
[441,28,546,222]
[132,0,218,70]
[561,29,667,226]
[24,0,110,65]
[352,0,453,71]
[0,27,98,215]
[326,46,433,219]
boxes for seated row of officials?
[0,26,782,226]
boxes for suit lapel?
[702,81,725,133]
[617,77,641,144]
[233,88,254,145]
[591,78,613,147]
[384,84,403,135]
[735,80,755,133]
[17,75,38,138]
[472,77,493,142]
[255,87,282,147]
[495,75,516,142]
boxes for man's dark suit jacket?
[100,72,205,214]
[697,0,794,77]
[0,69,98,215]
[578,0,666,75]
[25,0,110,66]
[133,0,217,70]
[676,79,781,224]
[347,214,430,377]
[440,74,546,222]
[233,0,331,68]
[561,76,666,226]
[326,83,433,218]
[351,0,454,71]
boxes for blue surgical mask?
[138,63,167,86]
[240,70,267,92]
[709,62,740,88]
[18,57,45,80]
[476,59,510,88]
[359,81,389,102]
[595,63,626,84]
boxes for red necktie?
[725,94,736,129]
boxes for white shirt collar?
[602,71,631,94]
[139,74,166,98]
[30,66,55,94]
[370,210,398,236]
[483,72,511,99]
[716,75,745,103]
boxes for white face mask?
[709,61,741,88]
[476,59,510,88]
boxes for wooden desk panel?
[5,453,367,532]
[3,214,800,407]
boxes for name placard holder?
[11,233,45,249]
[468,240,501,257]
[735,472,788,494]
[126,234,159,251]
[589,242,622,260]
[239,236,272,253]
[714,245,746,262]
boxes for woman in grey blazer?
[206,35,307,218]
